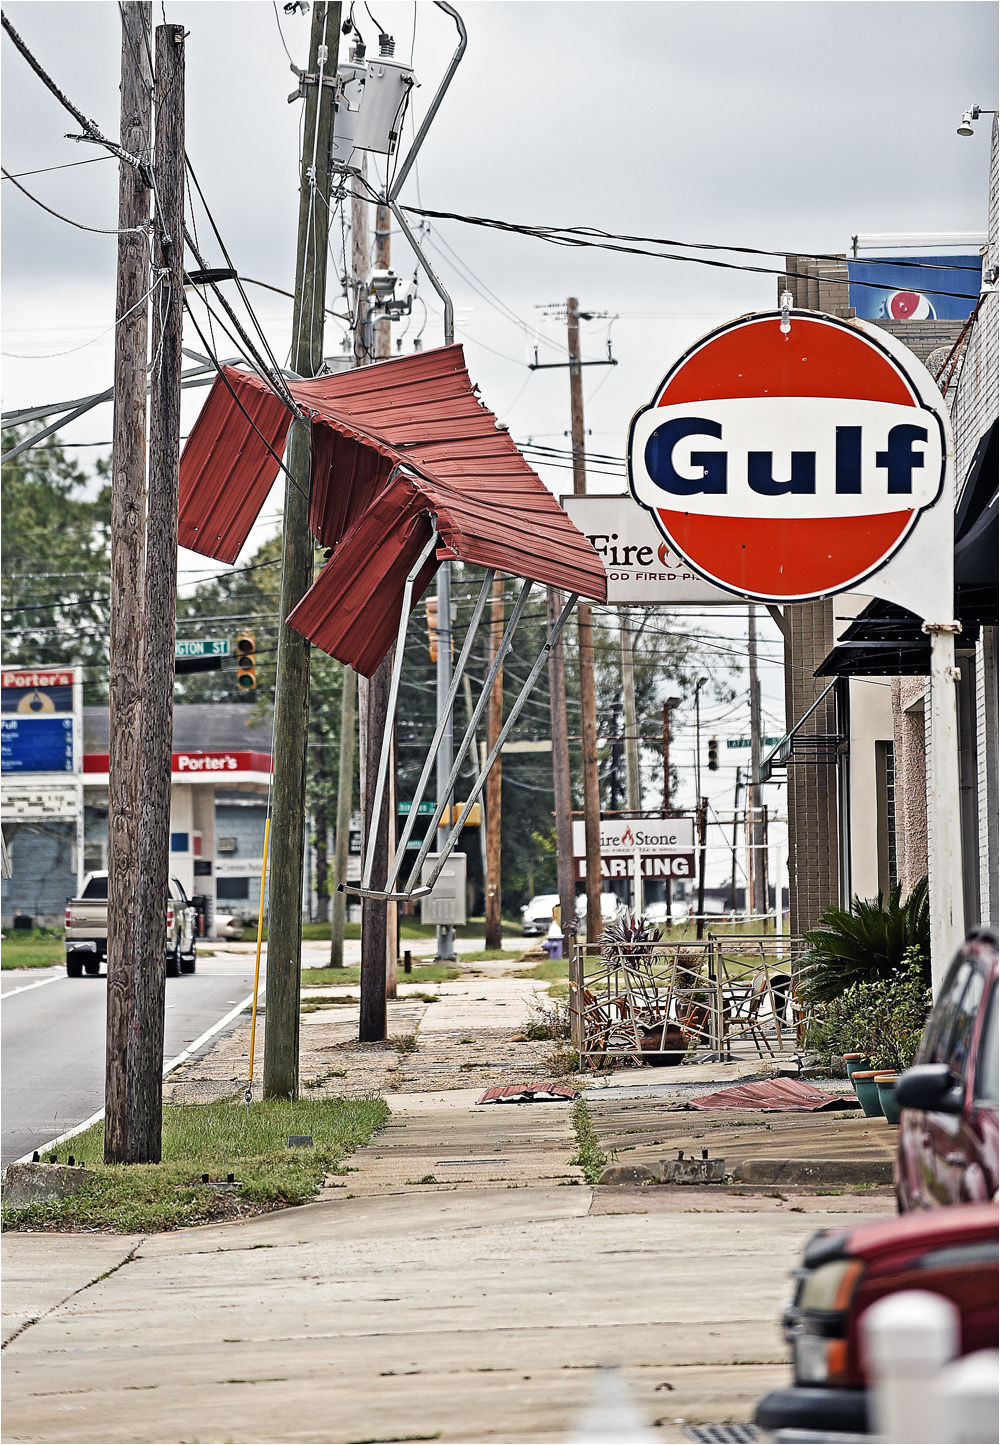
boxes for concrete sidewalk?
[3,961,898,1444]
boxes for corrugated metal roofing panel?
[178,371,292,564]
[683,1079,858,1113]
[177,347,607,670]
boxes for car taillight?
[65,906,72,928]
[166,905,174,928]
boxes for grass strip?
[2,1095,388,1235]
[569,1097,608,1185]
[302,962,459,987]
[1,929,65,970]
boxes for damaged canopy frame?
[352,536,578,902]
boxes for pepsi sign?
[627,311,948,603]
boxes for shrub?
[600,910,662,965]
[800,878,930,1003]
[805,954,931,1073]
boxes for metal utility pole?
[484,579,504,950]
[547,587,575,930]
[105,0,153,1164]
[747,606,767,918]
[373,197,399,998]
[330,666,355,968]
[568,299,603,943]
[620,609,640,812]
[695,797,708,941]
[349,160,397,1031]
[264,1,340,1098]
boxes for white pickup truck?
[64,872,198,978]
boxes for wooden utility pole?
[547,588,575,930]
[264,2,340,1098]
[105,0,153,1164]
[484,579,505,949]
[132,19,186,1156]
[695,796,708,940]
[747,605,767,918]
[568,298,603,943]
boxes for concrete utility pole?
[747,606,767,918]
[567,298,603,943]
[264,2,340,1098]
[434,561,457,960]
[547,588,575,931]
[105,0,153,1164]
[484,579,505,950]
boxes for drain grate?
[683,1426,759,1444]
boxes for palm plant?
[799,877,930,1002]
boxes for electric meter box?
[352,57,414,155]
[420,852,467,927]
[331,60,367,169]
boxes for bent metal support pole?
[403,577,535,895]
[383,567,496,891]
[419,590,579,896]
[360,529,440,891]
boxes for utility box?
[352,58,414,155]
[331,59,367,169]
[420,852,467,927]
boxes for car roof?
[842,1201,998,1261]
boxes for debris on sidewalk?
[671,1079,858,1113]
[476,1079,578,1104]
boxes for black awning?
[817,419,997,679]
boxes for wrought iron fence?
[567,932,814,1067]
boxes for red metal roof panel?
[682,1079,859,1112]
[177,346,607,670]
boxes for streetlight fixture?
[957,104,997,136]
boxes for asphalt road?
[1,952,260,1164]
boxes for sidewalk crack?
[2,1237,146,1351]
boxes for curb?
[733,1157,894,1186]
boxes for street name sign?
[174,639,231,658]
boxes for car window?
[974,982,998,1106]
[919,960,971,1064]
[170,878,188,904]
[81,874,109,899]
[946,969,985,1081]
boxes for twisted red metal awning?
[178,346,606,673]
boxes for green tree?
[1,428,112,701]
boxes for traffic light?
[425,597,438,662]
[708,737,719,771]
[235,634,257,691]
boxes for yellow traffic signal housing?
[236,633,257,691]
[425,597,438,662]
[448,801,482,828]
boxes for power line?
[2,155,115,181]
[400,206,982,302]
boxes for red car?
[895,928,998,1211]
[755,1202,999,1436]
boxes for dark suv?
[895,927,998,1211]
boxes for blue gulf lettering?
[835,426,862,493]
[747,451,816,495]
[876,424,927,495]
[644,417,727,495]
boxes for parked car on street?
[65,871,198,978]
[521,894,560,936]
[755,1201,999,1437]
[895,927,998,1211]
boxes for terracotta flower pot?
[874,1072,901,1125]
[852,1069,884,1117]
[843,1053,871,1082]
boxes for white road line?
[2,973,64,1000]
[13,985,261,1164]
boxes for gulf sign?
[627,312,947,602]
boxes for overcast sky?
[2,0,996,820]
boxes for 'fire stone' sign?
[627,311,947,603]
